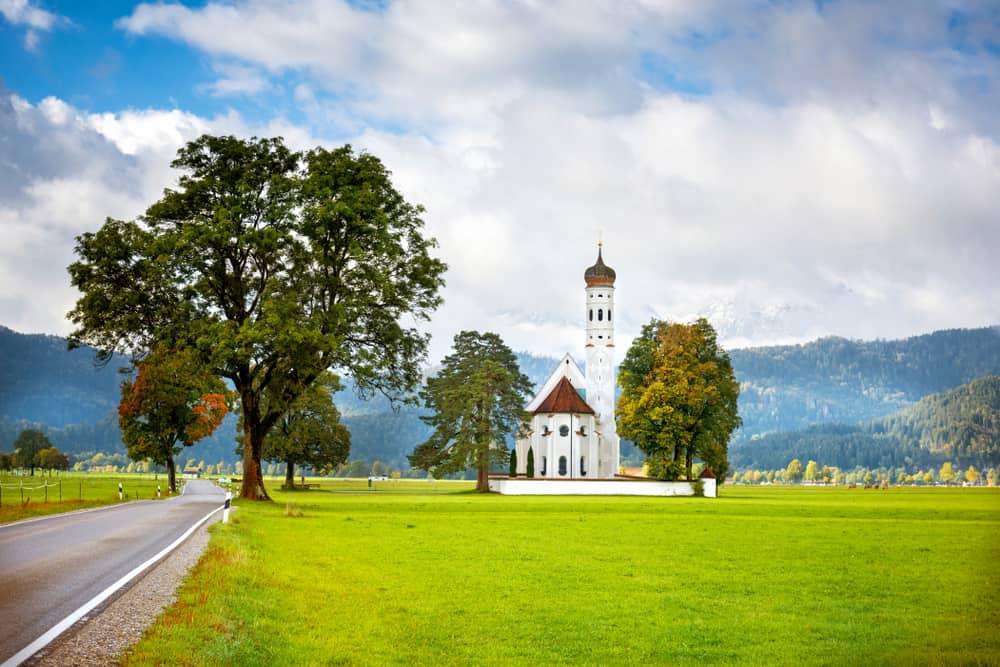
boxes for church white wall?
[488,478,715,497]
[516,412,607,478]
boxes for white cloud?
[0,0,67,51]
[199,62,274,98]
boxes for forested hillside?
[731,376,1000,470]
[0,326,125,426]
[731,327,1000,442]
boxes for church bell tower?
[584,244,619,475]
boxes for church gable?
[533,377,594,415]
[524,353,586,412]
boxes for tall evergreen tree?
[410,331,532,492]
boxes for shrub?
[691,477,705,497]
[509,449,517,477]
[526,448,535,478]
[284,502,304,518]
[646,456,685,481]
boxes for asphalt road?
[0,480,225,664]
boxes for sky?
[1,0,999,363]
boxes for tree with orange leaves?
[617,318,741,483]
[119,345,230,493]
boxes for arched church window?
[559,425,569,437]
[608,309,611,321]
[589,309,593,321]
[541,456,547,476]
[580,457,587,476]
[598,309,603,321]
[558,456,567,476]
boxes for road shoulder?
[31,513,220,666]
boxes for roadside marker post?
[118,483,123,502]
[157,485,161,498]
[223,491,232,523]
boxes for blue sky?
[1,1,999,360]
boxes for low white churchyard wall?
[488,477,716,498]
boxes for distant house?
[182,467,202,479]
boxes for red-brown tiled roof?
[533,377,594,415]
[700,467,716,479]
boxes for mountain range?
[1,324,998,472]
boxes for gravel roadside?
[29,512,221,666]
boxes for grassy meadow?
[124,483,999,666]
[0,472,179,523]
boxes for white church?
[489,245,717,497]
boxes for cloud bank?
[1,1,998,362]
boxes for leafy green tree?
[804,460,820,482]
[263,373,351,489]
[410,331,532,492]
[963,465,979,484]
[526,447,535,478]
[785,459,803,483]
[617,318,740,482]
[68,135,446,501]
[509,449,517,477]
[119,345,230,493]
[0,452,12,471]
[13,429,52,475]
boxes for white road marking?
[1,503,223,667]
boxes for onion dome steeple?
[584,243,616,286]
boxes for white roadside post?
[223,491,232,523]
[118,482,123,502]
[157,485,161,498]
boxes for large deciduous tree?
[263,373,351,489]
[616,318,741,483]
[119,345,230,493]
[13,429,52,475]
[37,447,70,471]
[410,331,532,492]
[69,135,446,500]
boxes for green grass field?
[124,483,999,666]
[0,472,179,523]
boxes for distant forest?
[2,324,999,472]
[731,376,1000,470]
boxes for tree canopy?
[617,318,741,482]
[13,429,52,475]
[119,345,230,492]
[410,331,532,492]
[68,135,446,500]
[263,373,351,489]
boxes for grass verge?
[0,473,179,524]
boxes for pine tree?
[410,331,532,492]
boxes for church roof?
[525,354,586,413]
[584,246,616,286]
[533,377,595,415]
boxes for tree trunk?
[239,388,271,501]
[685,447,693,481]
[167,457,177,493]
[476,442,489,493]
[284,459,295,489]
